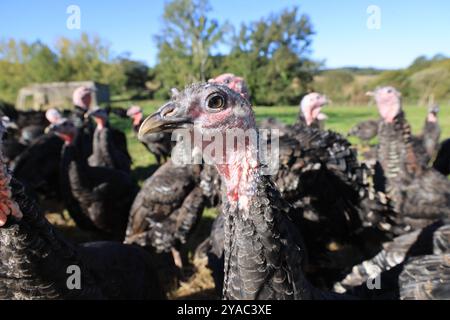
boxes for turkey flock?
[0,76,449,300]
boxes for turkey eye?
[207,94,225,110]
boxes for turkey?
[0,122,165,300]
[369,86,450,231]
[11,109,64,209]
[49,119,138,240]
[348,119,379,144]
[420,104,441,161]
[139,82,354,300]
[334,87,450,298]
[0,116,26,165]
[335,219,450,299]
[68,86,95,161]
[433,138,450,176]
[199,77,394,290]
[289,92,329,132]
[86,107,131,173]
[410,104,441,166]
[126,105,172,165]
[124,159,206,268]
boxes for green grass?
[109,99,450,179]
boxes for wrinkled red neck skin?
[209,135,259,205]
[132,113,143,126]
[59,133,75,145]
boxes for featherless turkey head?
[72,86,93,110]
[48,118,78,145]
[300,92,329,126]
[368,86,402,123]
[139,83,255,138]
[0,121,23,226]
[127,105,143,126]
[86,106,108,129]
[209,73,250,101]
[140,83,260,207]
[45,108,63,125]
[427,104,439,123]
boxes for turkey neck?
[213,133,315,300]
[60,130,93,205]
[294,115,320,132]
[377,112,423,201]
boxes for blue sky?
[1,0,449,69]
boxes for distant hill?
[313,55,450,105]
[318,67,388,76]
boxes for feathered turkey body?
[335,87,450,299]
[0,133,164,299]
[375,112,450,230]
[433,138,450,176]
[124,159,205,254]
[11,133,63,206]
[0,191,164,300]
[348,119,379,143]
[55,122,138,239]
[88,125,132,173]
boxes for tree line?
[0,0,317,106]
[2,0,448,107]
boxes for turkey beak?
[138,103,191,139]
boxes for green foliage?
[369,55,450,104]
[0,34,129,103]
[154,0,229,98]
[222,7,316,105]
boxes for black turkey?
[49,119,138,240]
[420,104,441,161]
[0,123,164,300]
[369,86,450,231]
[433,138,450,176]
[348,119,379,144]
[334,87,450,298]
[199,79,394,290]
[124,159,206,268]
[9,108,64,206]
[335,219,450,299]
[126,106,173,165]
[86,107,131,173]
[292,92,329,131]
[139,82,354,300]
[0,116,26,165]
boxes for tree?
[223,7,316,105]
[154,0,228,97]
[118,56,150,96]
